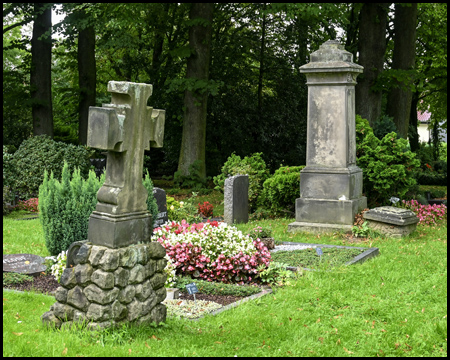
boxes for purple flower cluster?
[402,199,447,226]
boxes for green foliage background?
[355,116,421,207]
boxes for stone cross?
[87,81,165,248]
[289,40,367,234]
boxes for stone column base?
[88,211,152,248]
[294,197,367,224]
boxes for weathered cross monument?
[288,40,367,233]
[42,81,168,330]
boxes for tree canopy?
[3,3,447,176]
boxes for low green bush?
[213,152,270,211]
[260,165,305,213]
[356,116,421,207]
[8,135,93,199]
[173,160,208,189]
[3,272,34,285]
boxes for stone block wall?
[41,241,168,330]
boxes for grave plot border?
[275,241,379,272]
[188,286,273,322]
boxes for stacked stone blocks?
[41,241,167,330]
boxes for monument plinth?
[289,40,367,234]
[87,81,165,248]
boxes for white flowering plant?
[152,220,272,284]
[164,255,177,288]
[50,250,67,283]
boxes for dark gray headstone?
[153,187,168,227]
[224,175,249,224]
[89,158,107,178]
[3,254,46,276]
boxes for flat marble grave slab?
[272,241,379,272]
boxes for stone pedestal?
[41,242,168,330]
[289,40,367,234]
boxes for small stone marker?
[224,175,249,225]
[153,187,168,227]
[186,283,198,303]
[3,254,46,276]
[363,206,419,238]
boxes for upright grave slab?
[41,81,168,330]
[224,175,249,224]
[289,40,367,234]
[153,187,168,227]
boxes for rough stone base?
[41,241,168,330]
[288,221,353,234]
[261,238,275,250]
[363,206,419,238]
[365,220,417,238]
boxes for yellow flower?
[170,205,175,211]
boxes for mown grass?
[3,208,447,357]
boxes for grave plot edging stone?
[189,287,273,322]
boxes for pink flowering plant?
[14,197,39,212]
[152,220,272,284]
[402,199,447,226]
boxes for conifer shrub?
[143,169,160,228]
[260,165,305,213]
[39,163,160,256]
[213,152,270,211]
[355,115,421,207]
[39,162,104,256]
[10,135,92,199]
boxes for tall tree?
[30,3,53,137]
[386,3,418,138]
[177,3,214,180]
[355,3,389,127]
[76,7,96,146]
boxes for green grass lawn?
[3,207,447,357]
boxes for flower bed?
[402,199,447,226]
[152,220,271,284]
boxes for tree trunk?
[177,3,214,179]
[77,12,96,146]
[386,3,418,138]
[355,3,389,127]
[409,91,419,151]
[31,3,53,137]
[257,3,266,123]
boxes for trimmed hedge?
[9,135,92,199]
[260,165,305,213]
